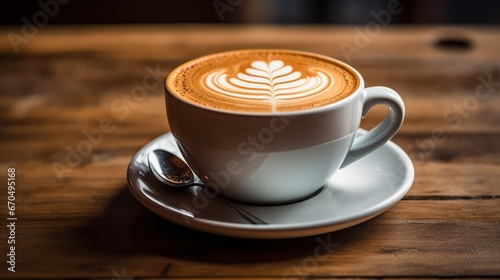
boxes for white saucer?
[127,130,414,239]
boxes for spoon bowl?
[148,149,195,186]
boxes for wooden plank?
[3,200,499,278]
[1,25,499,57]
[8,160,500,216]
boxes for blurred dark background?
[2,0,500,25]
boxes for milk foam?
[202,60,334,112]
[167,50,359,113]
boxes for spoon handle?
[218,196,268,225]
[193,183,267,225]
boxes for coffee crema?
[167,50,359,113]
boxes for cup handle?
[340,86,405,168]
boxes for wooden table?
[1,25,499,279]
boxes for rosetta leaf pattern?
[203,60,333,111]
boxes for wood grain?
[0,25,499,279]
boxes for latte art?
[167,50,359,113]
[202,60,334,111]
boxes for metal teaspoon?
[148,149,267,225]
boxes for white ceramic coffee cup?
[165,50,404,205]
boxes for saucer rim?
[127,129,414,239]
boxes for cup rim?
[165,49,365,117]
